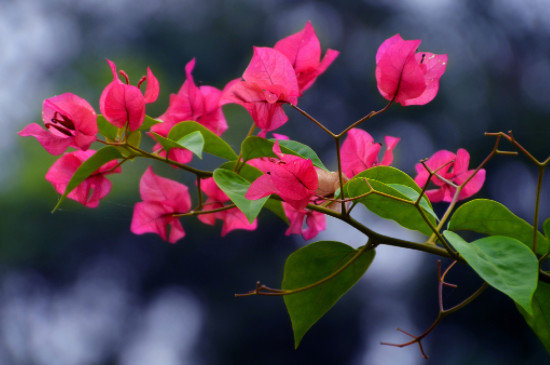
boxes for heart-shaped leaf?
[282,241,375,348]
[443,231,538,314]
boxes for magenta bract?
[341,128,400,178]
[100,59,159,131]
[246,142,318,210]
[19,93,98,155]
[152,59,227,165]
[282,202,326,240]
[221,47,299,135]
[197,177,257,236]
[376,34,447,106]
[130,167,191,243]
[274,21,339,95]
[45,150,120,208]
[414,148,486,202]
[156,59,227,136]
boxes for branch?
[381,260,488,358]
[235,240,375,297]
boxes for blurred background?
[2,0,550,364]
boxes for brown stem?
[174,203,237,217]
[532,166,545,253]
[289,104,335,137]
[235,240,374,297]
[381,261,488,359]
[337,100,393,138]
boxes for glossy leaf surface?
[448,199,548,255]
[444,231,538,314]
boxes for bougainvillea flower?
[282,202,326,240]
[414,148,485,203]
[151,59,227,165]
[19,93,98,155]
[375,34,447,106]
[131,167,191,243]
[341,128,400,178]
[100,59,159,131]
[45,150,121,208]
[156,58,227,135]
[197,177,257,236]
[274,21,339,95]
[221,47,299,135]
[246,142,318,210]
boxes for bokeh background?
[2,0,550,364]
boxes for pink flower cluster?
[19,23,482,244]
[221,21,339,136]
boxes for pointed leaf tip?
[282,241,375,347]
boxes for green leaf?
[151,132,182,151]
[388,184,438,222]
[354,166,436,219]
[448,199,549,255]
[175,131,204,158]
[212,168,267,223]
[217,161,262,181]
[126,130,141,149]
[241,136,278,161]
[282,241,375,348]
[544,217,550,241]
[138,115,162,131]
[51,146,124,212]
[96,115,119,140]
[150,131,205,159]
[443,231,538,314]
[168,121,237,160]
[355,166,424,194]
[263,198,289,224]
[345,177,437,236]
[517,280,550,355]
[241,136,327,170]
